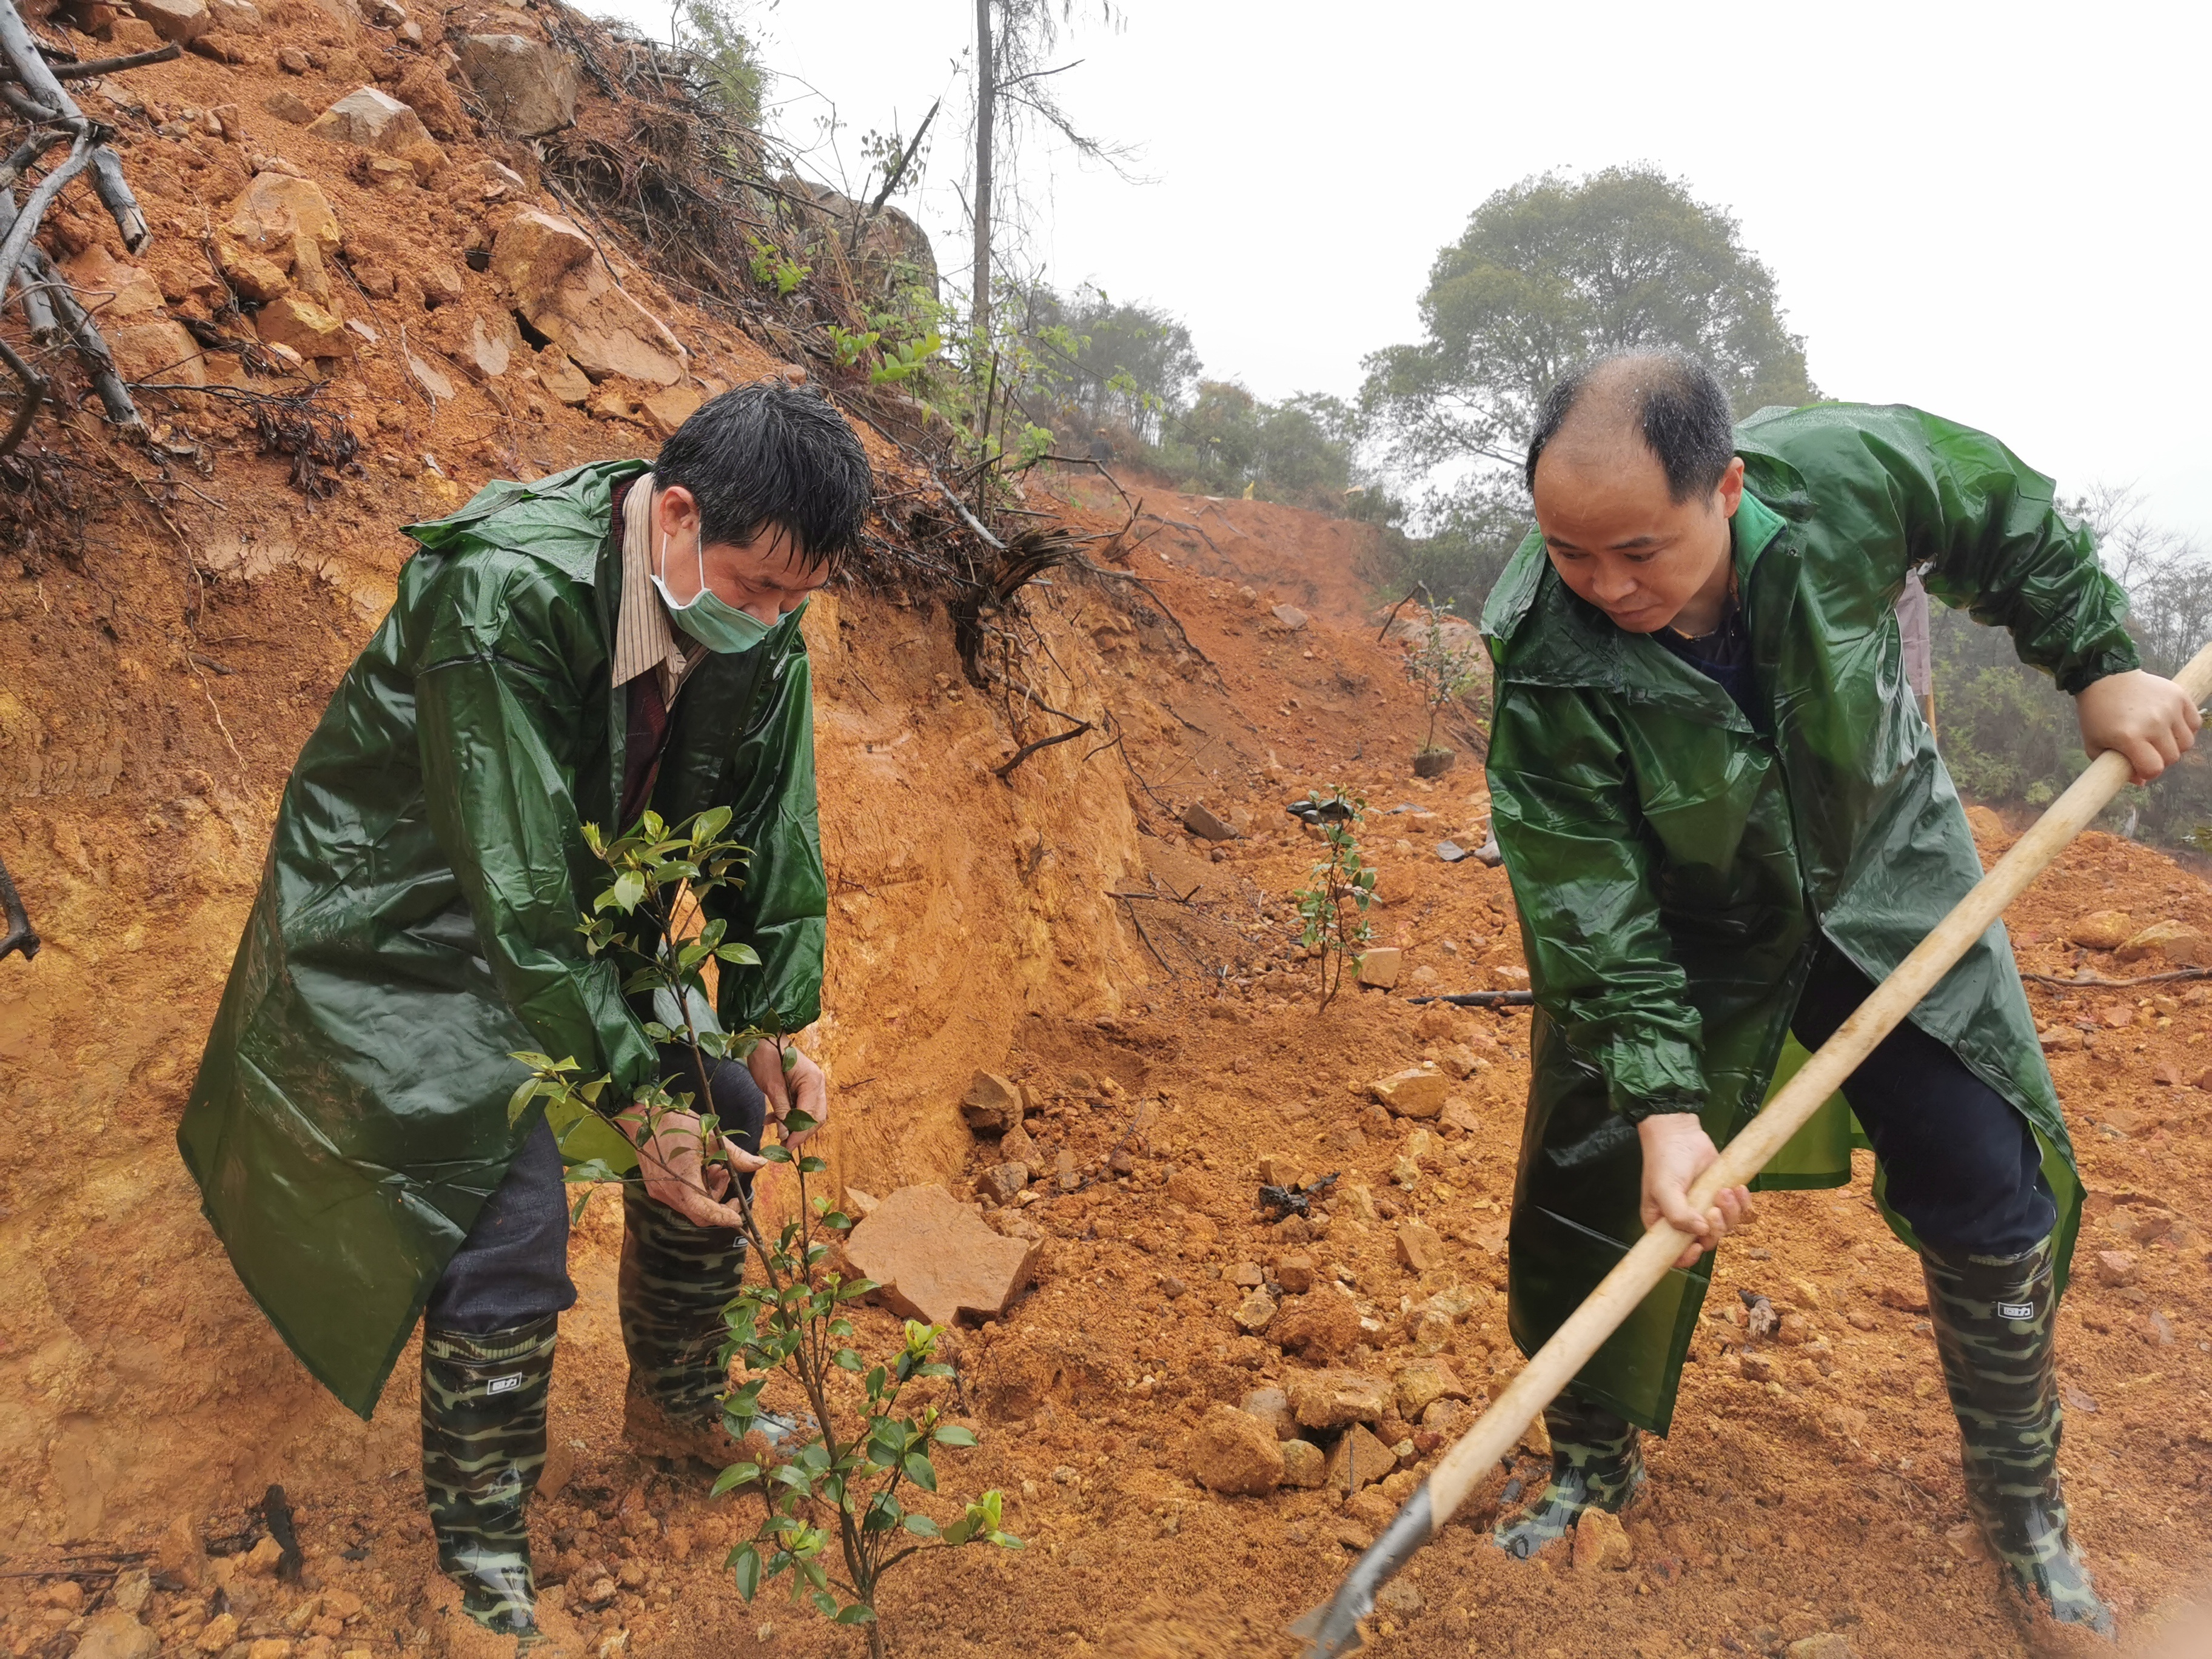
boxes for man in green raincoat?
[179,381,873,1645]
[1480,353,2199,1636]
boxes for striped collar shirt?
[610,469,706,700]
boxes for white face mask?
[651,525,774,654]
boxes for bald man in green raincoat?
[1480,352,2199,1638]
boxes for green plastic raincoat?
[1481,403,2136,1433]
[178,460,826,1418]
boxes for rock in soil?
[1356,947,1403,988]
[1274,1252,1317,1293]
[1285,1368,1390,1429]
[2094,1249,2139,1287]
[842,1184,1041,1324]
[1395,1219,1446,1272]
[456,32,580,138]
[1571,1506,1633,1570]
[1231,1289,1278,1333]
[1373,1579,1423,1618]
[1370,1067,1446,1118]
[1278,1439,1327,1489]
[72,1612,156,1659]
[1272,1292,1364,1360]
[1185,1404,1283,1496]
[1392,1356,1467,1418]
[2068,909,2133,950]
[1240,1386,1294,1439]
[1322,1423,1395,1495]
[959,1070,1024,1133]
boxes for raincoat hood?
[179,461,827,1417]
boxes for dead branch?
[1072,554,1218,672]
[2022,967,2212,990]
[993,710,1094,781]
[1113,892,1175,977]
[0,2,149,249]
[1136,509,1231,562]
[0,327,43,458]
[1376,584,1427,643]
[848,98,939,255]
[9,41,180,79]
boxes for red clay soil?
[3,11,2211,1659]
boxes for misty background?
[594,0,2211,541]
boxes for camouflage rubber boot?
[421,1315,558,1637]
[1492,1393,1644,1558]
[1923,1236,2115,1639]
[618,1182,748,1462]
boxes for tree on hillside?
[1013,283,1198,443]
[1364,166,1817,474]
[968,0,1130,337]
[1147,382,1364,511]
[1361,165,1818,611]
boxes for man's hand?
[617,1101,762,1230]
[2077,669,2202,784]
[749,1039,828,1150]
[1638,1112,1753,1269]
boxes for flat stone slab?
[843,1184,1041,1326]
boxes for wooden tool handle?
[1417,642,2212,1524]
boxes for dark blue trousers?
[425,1045,768,1334]
[1790,943,2056,1261]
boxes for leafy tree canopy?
[1013,283,1198,443]
[1364,165,1817,473]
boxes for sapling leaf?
[933,1425,978,1447]
[730,1543,761,1600]
[505,1077,540,1128]
[833,1604,876,1626]
[903,1453,937,1492]
[709,1463,762,1497]
[901,1513,939,1538]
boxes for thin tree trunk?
[969,0,993,341]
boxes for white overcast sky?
[595,0,2212,541]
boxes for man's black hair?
[655,380,873,570]
[1524,350,1736,503]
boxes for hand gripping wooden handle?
[1291,642,2212,1657]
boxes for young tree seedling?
[508,808,1022,1657]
